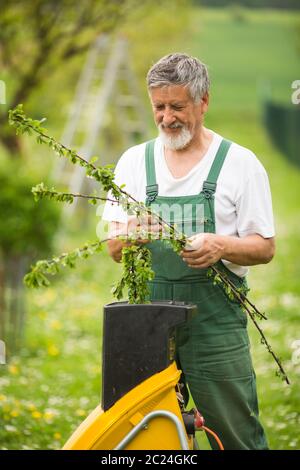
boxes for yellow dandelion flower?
[44,411,54,421]
[75,409,86,417]
[8,364,19,375]
[31,411,42,419]
[50,320,62,330]
[53,432,61,440]
[10,410,19,418]
[47,344,60,357]
[0,394,7,402]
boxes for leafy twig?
[111,245,155,304]
[247,308,290,385]
[24,240,104,288]
[24,233,157,290]
[8,105,180,238]
[9,105,289,384]
[208,265,289,384]
[209,265,267,320]
[32,182,125,206]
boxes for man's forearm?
[107,221,275,267]
[181,233,275,269]
[219,234,275,266]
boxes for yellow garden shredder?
[63,301,223,450]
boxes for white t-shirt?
[102,131,275,277]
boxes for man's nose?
[161,107,176,126]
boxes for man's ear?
[201,92,209,111]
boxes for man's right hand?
[107,217,162,263]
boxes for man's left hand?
[180,233,275,268]
[180,233,224,269]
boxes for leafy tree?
[0,161,60,350]
[0,0,143,352]
[0,0,193,352]
[0,0,138,154]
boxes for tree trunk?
[1,254,27,356]
[0,116,23,157]
[0,133,22,156]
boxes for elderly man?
[103,53,275,450]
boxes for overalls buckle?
[202,181,217,199]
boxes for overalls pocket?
[215,283,248,328]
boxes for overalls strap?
[202,138,232,197]
[145,139,158,205]
[145,138,232,203]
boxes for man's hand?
[181,233,224,268]
[127,215,162,242]
[180,233,275,268]
[107,217,162,263]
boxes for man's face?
[149,85,208,150]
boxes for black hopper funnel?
[101,301,196,411]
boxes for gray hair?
[147,53,210,103]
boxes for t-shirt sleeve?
[102,150,135,223]
[236,163,275,238]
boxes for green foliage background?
[195,0,300,10]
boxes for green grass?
[0,249,121,449]
[185,7,300,114]
[1,6,300,450]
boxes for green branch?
[208,266,267,321]
[208,265,290,385]
[9,104,289,384]
[111,245,155,304]
[9,104,121,199]
[31,182,122,206]
[247,307,290,385]
[24,240,104,288]
[9,105,182,241]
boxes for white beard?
[158,124,192,150]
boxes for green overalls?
[145,139,268,450]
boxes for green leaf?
[88,198,97,205]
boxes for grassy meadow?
[0,7,300,450]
